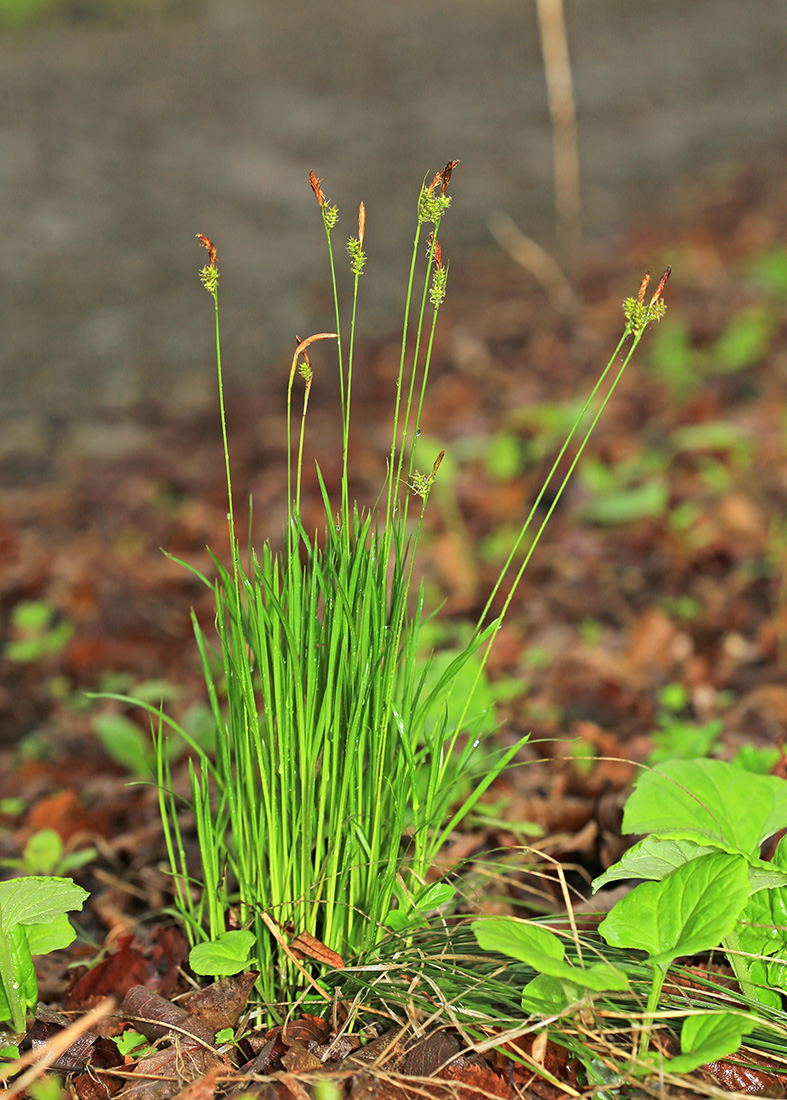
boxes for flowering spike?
[358,202,366,247]
[438,159,459,195]
[426,232,443,270]
[196,234,217,267]
[623,265,670,332]
[196,234,219,295]
[650,266,672,306]
[637,271,650,304]
[309,171,326,208]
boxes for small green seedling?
[577,453,669,526]
[646,685,723,765]
[0,829,97,877]
[113,1030,151,1058]
[0,876,88,1034]
[472,917,628,1017]
[3,601,73,664]
[189,929,256,977]
[383,881,456,934]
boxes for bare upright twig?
[536,0,581,263]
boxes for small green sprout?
[4,600,73,663]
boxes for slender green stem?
[296,381,312,518]
[212,288,239,591]
[394,218,442,528]
[639,964,667,1057]
[343,271,361,531]
[385,214,423,555]
[723,930,761,1003]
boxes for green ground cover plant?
[138,166,674,1028]
[0,876,87,1034]
[594,758,787,1008]
[474,757,787,1080]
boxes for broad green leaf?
[0,877,88,934]
[0,923,37,1028]
[22,830,63,875]
[579,478,668,526]
[25,913,77,956]
[189,930,255,977]
[92,713,155,777]
[665,1012,756,1074]
[593,836,716,891]
[472,918,627,992]
[415,882,455,911]
[382,910,411,933]
[472,918,563,968]
[598,853,749,967]
[622,760,787,853]
[737,877,787,959]
[594,834,787,893]
[745,960,782,1010]
[521,973,580,1015]
[714,306,775,372]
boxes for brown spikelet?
[358,202,366,247]
[195,234,217,267]
[309,171,325,208]
[637,271,651,304]
[425,232,443,270]
[432,449,445,476]
[438,159,459,194]
[650,266,672,305]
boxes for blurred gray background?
[1,0,786,456]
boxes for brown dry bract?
[308,171,325,207]
[195,235,217,267]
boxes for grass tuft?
[154,168,669,1027]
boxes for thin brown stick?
[536,0,581,261]
[5,997,116,1099]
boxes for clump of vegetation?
[149,167,670,1025]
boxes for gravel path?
[1,0,786,458]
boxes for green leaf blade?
[598,852,750,967]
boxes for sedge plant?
[153,166,670,1023]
